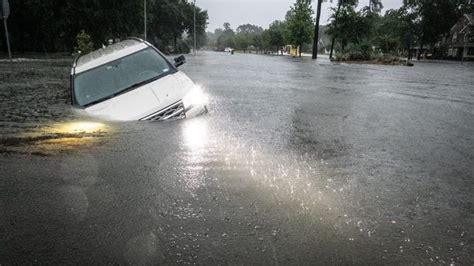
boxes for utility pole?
[329,0,343,60]
[462,33,467,62]
[193,0,197,56]
[312,0,323,59]
[144,0,147,41]
[1,0,12,62]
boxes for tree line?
[206,0,473,60]
[206,1,314,56]
[1,0,472,58]
[326,0,473,60]
[0,0,208,54]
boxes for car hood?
[83,72,194,121]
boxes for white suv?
[70,38,207,121]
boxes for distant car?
[70,38,207,121]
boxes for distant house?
[284,45,300,57]
[445,13,474,60]
[409,45,433,60]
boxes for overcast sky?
[198,0,403,32]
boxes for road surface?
[1,52,474,264]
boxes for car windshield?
[73,47,175,107]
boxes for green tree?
[235,24,264,52]
[328,0,359,59]
[149,0,185,51]
[6,0,208,54]
[369,0,384,13]
[261,30,272,53]
[74,30,94,54]
[286,0,314,57]
[327,5,369,53]
[235,33,250,52]
[360,0,383,49]
[267,20,287,54]
[403,0,473,59]
[216,23,235,49]
[223,22,232,32]
[374,7,415,55]
[206,31,217,48]
[183,4,209,49]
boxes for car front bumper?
[139,100,207,122]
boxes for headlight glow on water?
[182,119,209,150]
[183,85,209,109]
[54,122,108,134]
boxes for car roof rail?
[128,37,146,43]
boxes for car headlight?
[183,85,208,110]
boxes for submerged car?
[70,38,207,121]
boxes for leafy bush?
[372,53,401,64]
[335,52,349,61]
[176,39,190,54]
[334,42,372,61]
[346,42,372,60]
[334,41,401,64]
[74,30,94,54]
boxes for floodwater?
[1,52,474,264]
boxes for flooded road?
[1,52,474,264]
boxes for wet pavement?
[1,52,474,264]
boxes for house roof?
[466,13,474,25]
[450,13,474,34]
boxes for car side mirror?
[174,55,186,68]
